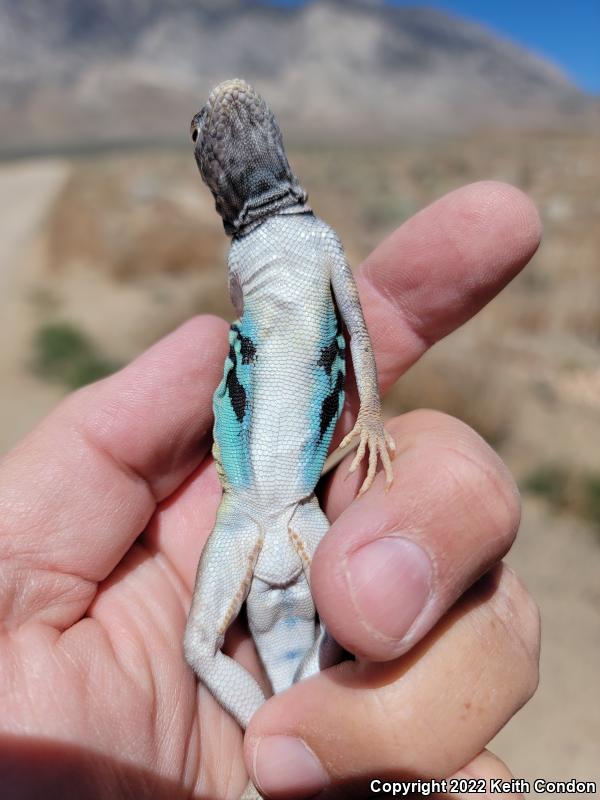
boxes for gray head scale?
[191,78,309,236]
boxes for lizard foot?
[338,408,396,496]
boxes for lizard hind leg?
[288,496,344,683]
[184,502,266,730]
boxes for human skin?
[0,181,541,800]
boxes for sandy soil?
[493,498,600,789]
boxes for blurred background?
[0,0,598,792]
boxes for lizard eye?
[191,128,199,143]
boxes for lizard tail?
[248,497,342,694]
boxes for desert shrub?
[522,464,600,534]
[33,322,120,389]
[522,465,569,507]
[583,475,600,530]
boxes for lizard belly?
[249,318,344,501]
[212,299,345,504]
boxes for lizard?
[183,78,395,798]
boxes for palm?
[2,454,248,799]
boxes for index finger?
[360,180,541,389]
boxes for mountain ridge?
[0,0,595,153]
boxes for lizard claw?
[338,409,395,495]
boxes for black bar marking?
[319,370,344,442]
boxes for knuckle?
[494,566,541,698]
[387,410,522,556]
[428,417,520,552]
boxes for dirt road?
[0,159,69,285]
[0,159,70,451]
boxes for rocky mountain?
[0,0,594,153]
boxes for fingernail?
[346,536,432,642]
[253,735,329,799]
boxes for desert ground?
[0,131,598,793]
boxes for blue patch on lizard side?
[213,312,258,488]
[301,300,345,490]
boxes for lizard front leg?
[329,237,396,495]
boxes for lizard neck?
[228,196,312,238]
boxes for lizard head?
[191,78,309,236]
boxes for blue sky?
[266,0,600,93]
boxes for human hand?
[0,181,541,800]
[244,181,542,798]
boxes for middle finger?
[316,409,521,661]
